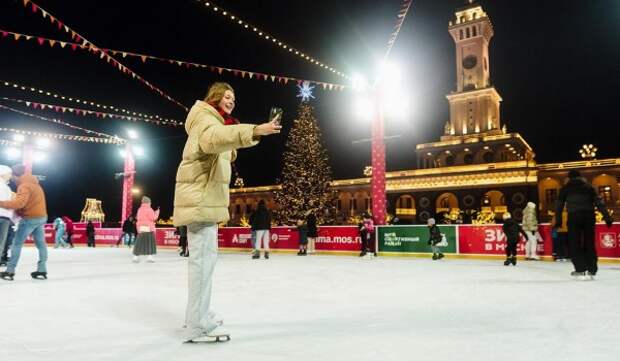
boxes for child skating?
[501,212,528,266]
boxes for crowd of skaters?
[0,82,615,343]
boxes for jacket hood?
[17,174,39,187]
[186,101,224,133]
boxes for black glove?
[605,218,613,228]
[427,240,432,245]
[531,231,536,236]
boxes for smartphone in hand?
[269,107,283,125]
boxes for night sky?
[0,0,618,222]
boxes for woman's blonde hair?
[204,82,234,104]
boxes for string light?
[0,103,122,141]
[0,128,124,144]
[0,29,347,91]
[382,0,413,62]
[0,96,182,127]
[194,0,349,80]
[21,1,188,111]
[0,80,182,126]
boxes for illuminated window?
[599,186,612,203]
[545,189,558,207]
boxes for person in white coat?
[522,202,540,260]
[0,165,14,259]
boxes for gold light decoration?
[80,198,105,222]
[363,166,373,177]
[596,209,613,223]
[234,177,245,188]
[579,144,597,159]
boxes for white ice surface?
[1,247,620,361]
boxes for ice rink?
[1,247,619,361]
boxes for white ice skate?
[132,256,139,263]
[185,326,231,343]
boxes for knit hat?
[141,196,151,204]
[503,212,512,220]
[568,170,581,179]
[427,218,436,226]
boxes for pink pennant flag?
[1,31,8,38]
[33,103,40,110]
[37,37,45,45]
[31,3,38,13]
[232,70,239,77]
[54,106,61,112]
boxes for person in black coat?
[502,212,528,266]
[555,170,613,280]
[117,216,135,247]
[176,225,189,257]
[86,221,96,247]
[427,218,443,260]
[306,212,318,254]
[250,200,272,259]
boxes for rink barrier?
[28,223,620,261]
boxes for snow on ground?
[1,247,619,361]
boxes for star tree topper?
[297,81,316,102]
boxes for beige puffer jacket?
[173,101,258,226]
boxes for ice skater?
[173,82,281,343]
[501,212,527,266]
[427,218,444,260]
[296,218,308,256]
[133,196,159,263]
[250,200,272,260]
[555,170,613,280]
[359,212,375,257]
[53,217,68,248]
[86,221,96,247]
[522,202,541,260]
[0,164,48,281]
[306,211,318,254]
[0,165,14,260]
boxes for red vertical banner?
[121,144,135,222]
[371,99,386,225]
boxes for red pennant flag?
[31,3,38,13]
[54,106,61,112]
[1,31,8,38]
[37,37,45,46]
[57,20,62,30]
[232,70,239,76]
[70,44,78,51]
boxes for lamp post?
[118,130,142,222]
[353,63,408,226]
[3,134,50,174]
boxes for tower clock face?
[462,55,477,69]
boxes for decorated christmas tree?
[274,99,336,225]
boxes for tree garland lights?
[194,0,350,80]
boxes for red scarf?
[210,102,239,125]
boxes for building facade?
[229,1,620,225]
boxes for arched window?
[459,29,464,40]
[472,26,477,37]
[460,16,465,23]
[466,27,471,38]
[464,153,474,164]
[472,13,478,20]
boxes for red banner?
[457,225,545,256]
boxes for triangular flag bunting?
[37,37,45,45]
[59,41,66,48]
[48,40,56,47]
[218,68,224,75]
[140,55,147,63]
[248,72,254,79]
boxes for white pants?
[525,231,539,259]
[254,230,270,251]
[185,223,220,339]
[307,237,316,253]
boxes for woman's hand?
[253,119,282,137]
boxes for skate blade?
[184,335,230,344]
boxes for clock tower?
[444,0,501,138]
